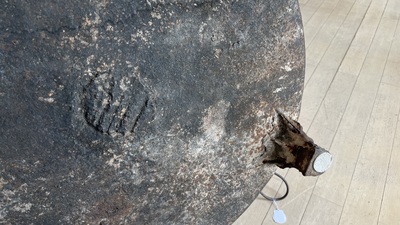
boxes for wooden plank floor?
[234,0,400,224]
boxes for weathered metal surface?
[0,0,305,224]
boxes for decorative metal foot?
[262,109,332,176]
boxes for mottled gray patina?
[0,0,305,224]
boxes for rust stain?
[87,192,131,224]
[262,109,319,176]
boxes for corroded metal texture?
[262,109,331,176]
[0,0,305,224]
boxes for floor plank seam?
[313,192,344,207]
[258,197,273,225]
[280,186,315,209]
[301,0,328,29]
[380,81,400,88]
[304,0,343,50]
[376,97,400,225]
[303,0,358,88]
[337,1,392,223]
[375,16,400,225]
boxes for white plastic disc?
[313,152,332,173]
[273,209,287,224]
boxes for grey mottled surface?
[0,0,305,224]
